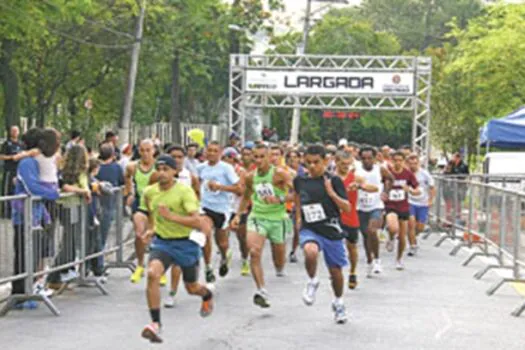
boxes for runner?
[222,147,250,277]
[334,150,362,289]
[197,141,242,282]
[384,151,420,270]
[286,150,306,263]
[162,145,201,308]
[294,144,350,324]
[355,147,393,277]
[232,143,293,308]
[126,139,165,285]
[140,155,213,343]
[407,153,435,256]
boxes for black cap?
[155,155,177,170]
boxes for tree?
[431,3,525,154]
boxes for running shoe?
[164,291,176,308]
[373,259,383,274]
[276,269,286,277]
[219,249,233,277]
[289,251,298,263]
[379,229,387,243]
[386,236,394,253]
[141,323,162,343]
[33,283,54,298]
[396,259,405,271]
[130,266,144,284]
[348,274,358,290]
[407,245,418,257]
[302,280,320,306]
[205,268,216,283]
[253,290,271,308]
[60,269,78,282]
[366,263,374,278]
[159,274,167,287]
[332,302,348,324]
[241,260,250,276]
[200,295,214,317]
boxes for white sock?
[334,297,344,306]
[309,276,319,285]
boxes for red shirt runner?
[385,166,418,213]
[341,172,359,228]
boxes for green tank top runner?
[251,166,287,220]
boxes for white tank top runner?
[177,168,193,187]
[356,164,384,212]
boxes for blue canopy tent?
[479,106,525,148]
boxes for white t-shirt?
[35,154,58,183]
[409,169,435,207]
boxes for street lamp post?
[289,0,349,145]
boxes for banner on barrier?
[245,70,415,95]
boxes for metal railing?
[0,188,135,316]
[426,175,525,317]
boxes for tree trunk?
[170,53,181,144]
[0,40,20,134]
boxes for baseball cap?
[155,155,177,169]
[244,141,255,149]
[338,138,348,147]
[223,147,240,158]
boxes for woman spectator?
[47,145,91,290]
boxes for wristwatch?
[278,195,286,204]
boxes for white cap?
[338,138,348,147]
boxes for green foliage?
[431,3,525,153]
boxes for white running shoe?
[33,283,54,298]
[164,292,176,308]
[386,236,394,253]
[366,263,373,278]
[276,269,286,277]
[373,259,383,274]
[396,260,405,271]
[302,280,320,306]
[332,301,348,324]
[407,245,418,257]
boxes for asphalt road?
[1,232,524,350]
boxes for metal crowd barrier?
[0,188,135,317]
[427,175,525,317]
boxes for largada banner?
[245,70,415,95]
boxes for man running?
[355,147,393,277]
[197,141,242,282]
[162,145,201,308]
[222,147,250,277]
[384,151,420,270]
[126,139,163,285]
[334,150,363,289]
[140,155,213,343]
[407,153,435,256]
[232,144,293,308]
[294,144,350,324]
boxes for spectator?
[105,131,121,160]
[11,128,60,307]
[96,143,124,272]
[450,152,469,178]
[0,126,23,216]
[65,130,81,150]
[184,143,200,175]
[86,158,102,277]
[47,144,91,290]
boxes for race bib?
[303,203,327,223]
[189,230,207,248]
[255,183,275,198]
[359,193,374,207]
[202,179,219,195]
[389,189,405,201]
